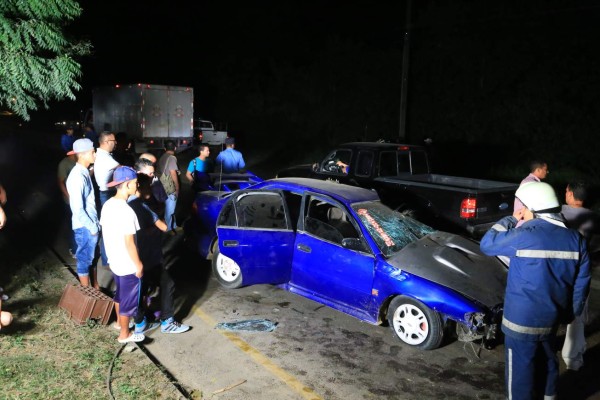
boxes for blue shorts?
[74,227,98,276]
[113,273,141,317]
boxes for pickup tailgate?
[375,174,519,229]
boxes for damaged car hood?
[387,232,507,308]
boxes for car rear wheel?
[387,296,444,350]
[212,247,243,289]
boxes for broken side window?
[234,192,288,230]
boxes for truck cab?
[278,142,519,238]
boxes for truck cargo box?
[93,84,193,153]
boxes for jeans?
[164,193,177,231]
[134,261,176,323]
[98,190,114,266]
[74,227,99,276]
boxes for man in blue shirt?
[60,126,76,153]
[216,137,245,173]
[66,138,100,287]
[186,144,212,192]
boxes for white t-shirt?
[100,197,140,276]
[94,148,119,191]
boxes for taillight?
[198,133,203,140]
[460,198,476,219]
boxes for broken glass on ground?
[215,319,278,332]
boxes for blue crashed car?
[187,178,507,350]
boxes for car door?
[291,194,376,310]
[216,190,295,286]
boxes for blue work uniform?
[480,215,590,400]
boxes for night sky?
[31,1,600,180]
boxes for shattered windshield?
[352,201,435,257]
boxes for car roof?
[337,142,425,151]
[257,178,380,203]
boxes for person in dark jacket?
[480,181,591,400]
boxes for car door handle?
[223,240,239,247]
[297,244,311,253]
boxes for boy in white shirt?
[100,166,145,343]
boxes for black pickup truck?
[277,142,519,238]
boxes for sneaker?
[134,318,161,334]
[161,317,190,334]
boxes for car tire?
[212,247,243,289]
[387,296,444,350]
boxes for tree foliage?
[0,0,90,120]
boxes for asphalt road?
[3,124,600,400]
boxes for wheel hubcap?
[215,253,240,283]
[392,303,429,345]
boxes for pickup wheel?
[212,247,243,289]
[388,296,444,350]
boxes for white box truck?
[92,84,194,153]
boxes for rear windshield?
[352,201,435,256]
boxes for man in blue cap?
[66,138,99,287]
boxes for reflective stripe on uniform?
[515,250,579,260]
[502,316,554,335]
[492,224,507,232]
[507,347,513,400]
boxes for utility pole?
[399,0,412,142]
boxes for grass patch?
[0,246,184,399]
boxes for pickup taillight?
[460,198,477,219]
[198,132,203,140]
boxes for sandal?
[112,320,134,330]
[117,333,145,343]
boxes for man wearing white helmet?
[480,181,590,400]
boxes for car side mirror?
[341,238,363,251]
[312,162,319,172]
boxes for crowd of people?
[54,127,247,343]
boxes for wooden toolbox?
[58,284,114,325]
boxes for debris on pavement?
[215,319,277,332]
[211,379,247,395]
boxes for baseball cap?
[68,138,94,155]
[107,166,137,188]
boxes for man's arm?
[169,156,180,195]
[58,176,69,201]
[238,153,246,171]
[479,215,520,257]
[124,233,143,278]
[573,240,591,317]
[0,184,6,205]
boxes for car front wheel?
[212,247,243,289]
[387,296,444,350]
